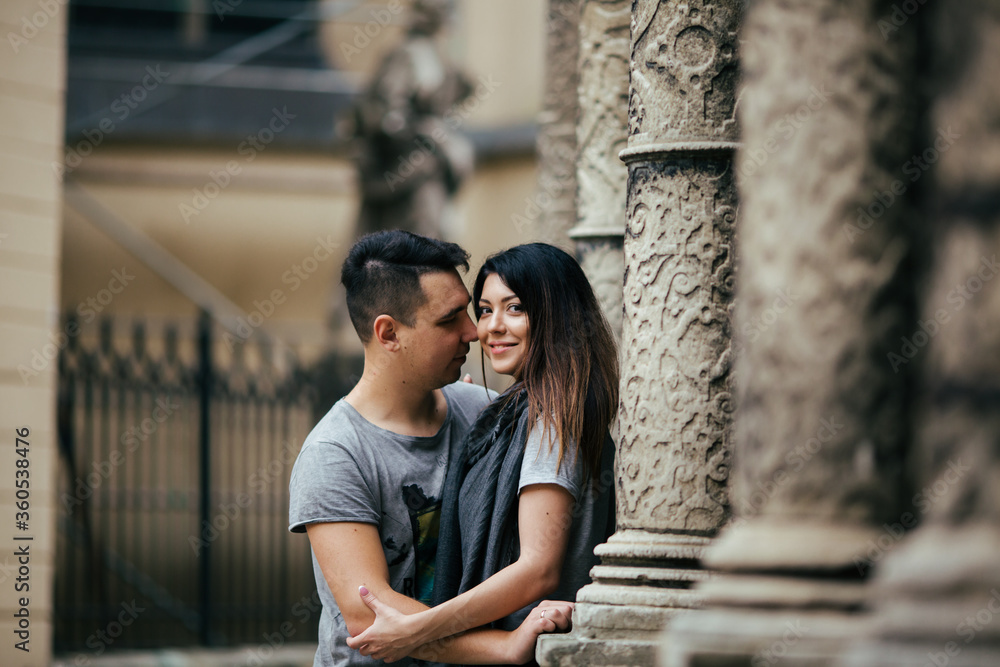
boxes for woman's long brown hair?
[473,243,619,484]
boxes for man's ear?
[372,314,401,351]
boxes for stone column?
[539,1,741,663]
[532,0,581,246]
[843,2,1000,665]
[570,0,630,338]
[664,0,924,664]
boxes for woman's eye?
[509,304,523,313]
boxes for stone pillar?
[843,2,1000,665]
[570,0,630,338]
[664,1,923,664]
[0,2,68,665]
[532,0,580,246]
[539,1,741,663]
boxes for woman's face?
[477,273,529,377]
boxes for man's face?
[396,270,477,388]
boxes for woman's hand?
[345,586,426,663]
[505,600,574,665]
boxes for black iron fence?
[55,311,320,652]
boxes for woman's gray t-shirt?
[288,381,492,667]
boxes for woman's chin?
[488,362,515,378]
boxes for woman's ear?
[372,314,401,352]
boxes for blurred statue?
[349,0,475,239]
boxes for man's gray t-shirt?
[289,381,492,667]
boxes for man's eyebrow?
[436,297,471,321]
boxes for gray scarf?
[431,388,533,634]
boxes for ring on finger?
[541,610,546,619]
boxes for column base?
[537,634,658,666]
[838,523,1000,667]
[664,608,867,667]
[660,519,879,667]
[842,640,1000,667]
[537,531,711,666]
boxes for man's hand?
[346,586,425,663]
[504,600,574,665]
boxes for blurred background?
[2,0,555,662]
[61,0,545,357]
[7,1,1000,665]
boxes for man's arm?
[306,522,427,636]
[307,520,570,664]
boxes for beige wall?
[61,148,359,345]
[453,0,547,128]
[62,148,537,318]
[0,1,66,665]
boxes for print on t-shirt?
[398,483,441,605]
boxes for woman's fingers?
[536,604,572,631]
[536,600,574,620]
[539,618,557,633]
[537,599,574,608]
[538,600,576,609]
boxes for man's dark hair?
[341,230,470,343]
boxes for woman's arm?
[345,482,576,661]
[353,589,574,664]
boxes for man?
[289,231,566,666]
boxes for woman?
[347,243,619,663]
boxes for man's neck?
[344,368,448,438]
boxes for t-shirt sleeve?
[288,439,380,533]
[518,422,584,502]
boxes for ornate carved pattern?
[618,158,736,533]
[629,0,740,143]
[574,1,629,339]
[578,239,625,336]
[536,0,581,243]
[576,0,630,233]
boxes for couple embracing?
[289,230,618,666]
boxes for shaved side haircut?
[341,230,470,343]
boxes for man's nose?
[461,313,478,342]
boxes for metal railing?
[55,311,319,651]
